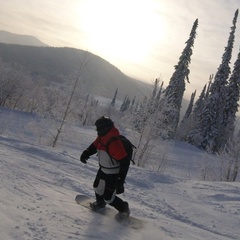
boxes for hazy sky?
[0,0,240,99]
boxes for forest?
[1,10,240,182]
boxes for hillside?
[0,107,239,240]
[0,42,152,101]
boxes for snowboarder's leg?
[109,196,130,217]
[91,170,106,210]
[103,174,130,217]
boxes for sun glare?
[77,0,166,64]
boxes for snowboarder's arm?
[86,143,97,155]
[80,143,97,164]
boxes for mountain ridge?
[0,30,48,47]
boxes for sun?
[76,0,166,64]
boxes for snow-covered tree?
[221,47,240,143]
[131,78,163,133]
[120,95,130,112]
[0,59,28,108]
[110,88,118,107]
[128,78,173,167]
[205,74,213,99]
[129,96,136,112]
[216,130,240,182]
[193,10,238,152]
[81,95,99,126]
[156,81,164,103]
[187,75,212,144]
[161,19,198,138]
[176,90,196,140]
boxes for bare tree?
[52,52,89,147]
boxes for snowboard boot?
[117,201,130,219]
[90,193,107,211]
[110,196,130,220]
[90,200,106,211]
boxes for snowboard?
[75,194,143,229]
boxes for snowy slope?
[0,108,240,240]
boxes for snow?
[0,108,240,240]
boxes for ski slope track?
[0,108,240,240]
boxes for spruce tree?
[129,96,136,112]
[155,81,164,104]
[187,75,212,145]
[194,10,238,152]
[162,19,198,138]
[222,48,240,143]
[120,96,127,112]
[205,74,213,99]
[110,88,118,107]
[120,95,130,112]
[177,90,196,140]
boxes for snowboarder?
[80,116,130,217]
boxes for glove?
[80,150,90,164]
[116,178,125,194]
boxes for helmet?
[95,116,114,131]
